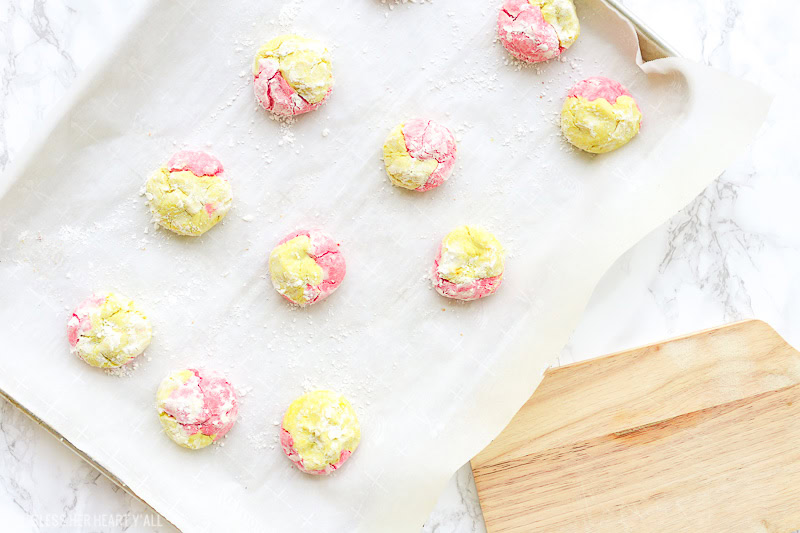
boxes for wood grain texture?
[471,320,800,532]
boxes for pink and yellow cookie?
[497,0,580,63]
[156,368,238,450]
[268,229,346,307]
[280,390,361,475]
[145,150,232,236]
[561,76,642,154]
[382,118,457,191]
[67,292,152,368]
[253,35,333,117]
[433,226,505,301]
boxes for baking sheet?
[0,0,769,531]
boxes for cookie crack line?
[99,349,120,366]
[192,372,220,427]
[76,333,125,366]
[161,171,226,209]
[417,120,439,162]
[173,167,223,178]
[162,377,214,427]
[164,173,193,200]
[420,120,432,147]
[163,408,213,429]
[253,68,278,109]
[156,369,238,449]
[76,308,136,365]
[256,66,313,110]
[168,166,223,178]
[610,117,630,141]
[76,306,124,341]
[501,7,522,23]
[310,249,336,260]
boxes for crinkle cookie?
[156,368,238,450]
[433,226,505,301]
[67,292,152,368]
[280,390,360,475]
[497,0,580,63]
[268,229,346,307]
[561,76,642,153]
[145,150,232,236]
[253,34,333,117]
[383,118,457,192]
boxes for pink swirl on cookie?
[67,294,106,347]
[167,150,224,177]
[402,119,458,191]
[184,370,237,439]
[567,76,640,110]
[498,0,562,63]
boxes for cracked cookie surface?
[156,368,238,450]
[268,229,346,307]
[561,76,642,154]
[433,226,505,301]
[253,34,333,117]
[145,150,232,236]
[67,291,152,368]
[280,390,360,475]
[497,0,580,63]
[383,118,457,192]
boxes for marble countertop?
[1,0,796,531]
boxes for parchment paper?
[0,0,769,530]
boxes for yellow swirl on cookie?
[530,0,580,48]
[437,226,505,285]
[269,235,324,305]
[281,390,360,474]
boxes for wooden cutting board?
[471,320,800,532]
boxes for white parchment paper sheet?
[0,0,769,530]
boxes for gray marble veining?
[1,0,797,531]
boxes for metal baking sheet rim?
[0,3,677,530]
